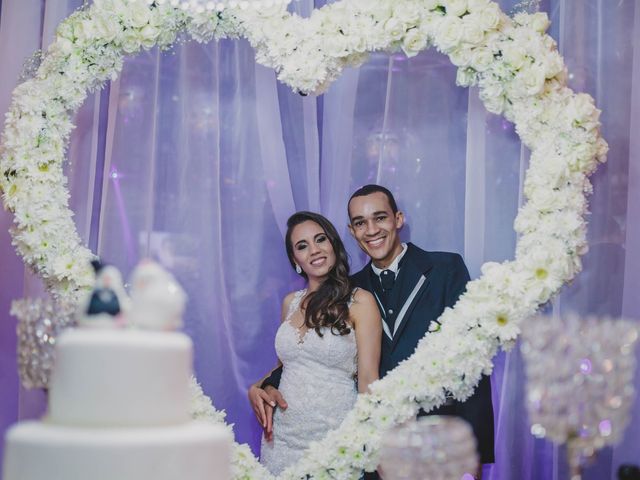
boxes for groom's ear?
[347,223,356,237]
[395,211,404,229]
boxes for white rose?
[541,50,564,78]
[93,13,124,43]
[449,46,472,67]
[73,19,94,43]
[360,2,393,23]
[401,28,429,57]
[470,46,493,72]
[515,62,546,96]
[424,0,443,10]
[502,42,527,70]
[483,94,505,114]
[139,24,159,48]
[121,30,142,54]
[393,4,421,28]
[565,93,598,127]
[347,32,369,53]
[467,0,490,11]
[461,16,485,45]
[479,74,504,99]
[383,17,405,41]
[456,67,477,87]
[477,3,502,30]
[435,16,463,51]
[127,2,152,28]
[447,0,468,17]
[529,12,551,33]
[51,37,74,56]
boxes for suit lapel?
[354,264,393,345]
[390,245,433,350]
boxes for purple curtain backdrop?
[1,1,639,479]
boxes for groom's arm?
[261,365,282,389]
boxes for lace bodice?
[260,289,358,476]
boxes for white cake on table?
[3,261,231,480]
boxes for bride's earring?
[295,264,302,274]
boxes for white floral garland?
[0,0,607,479]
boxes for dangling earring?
[295,264,302,274]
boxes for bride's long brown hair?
[285,212,353,337]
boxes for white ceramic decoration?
[128,260,187,331]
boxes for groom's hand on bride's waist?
[248,385,288,441]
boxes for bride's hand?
[248,385,288,440]
[262,386,288,441]
[248,384,274,428]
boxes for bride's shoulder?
[280,290,304,321]
[349,287,375,307]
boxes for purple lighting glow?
[580,358,592,374]
[599,420,612,437]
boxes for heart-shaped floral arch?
[0,0,607,478]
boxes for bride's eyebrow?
[295,239,308,247]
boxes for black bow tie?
[380,269,395,291]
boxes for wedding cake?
[3,262,231,480]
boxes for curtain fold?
[0,1,638,478]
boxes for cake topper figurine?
[127,260,187,331]
[78,260,131,328]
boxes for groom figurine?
[250,184,495,475]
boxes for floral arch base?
[0,0,607,479]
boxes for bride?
[251,211,381,476]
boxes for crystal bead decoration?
[11,297,76,389]
[521,314,638,480]
[379,416,479,480]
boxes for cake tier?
[48,329,191,427]
[3,421,230,480]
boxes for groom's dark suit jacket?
[352,243,494,465]
[262,243,494,465]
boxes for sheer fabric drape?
[0,1,638,478]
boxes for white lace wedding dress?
[260,289,358,476]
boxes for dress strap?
[285,289,306,321]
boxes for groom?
[249,184,494,474]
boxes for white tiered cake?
[3,262,231,480]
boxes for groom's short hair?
[348,184,398,214]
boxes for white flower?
[93,12,124,43]
[516,11,551,33]
[435,15,464,52]
[461,15,486,45]
[470,46,494,71]
[513,62,547,97]
[401,28,429,57]
[456,67,477,87]
[383,17,405,41]
[564,93,600,131]
[479,74,504,100]
[126,1,152,28]
[393,3,421,29]
[476,2,503,31]
[502,42,528,70]
[450,46,472,67]
[447,0,469,17]
[467,0,490,11]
